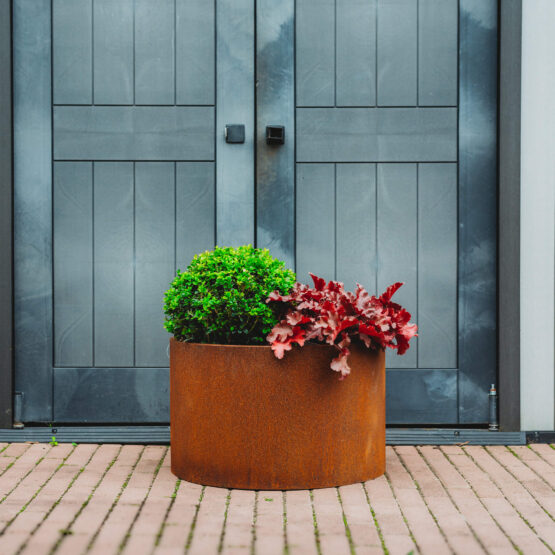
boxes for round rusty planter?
[170,338,385,490]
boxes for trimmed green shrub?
[164,246,296,345]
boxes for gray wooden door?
[14,0,497,425]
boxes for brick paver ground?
[0,443,553,554]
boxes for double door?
[14,0,498,425]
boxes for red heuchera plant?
[266,274,418,379]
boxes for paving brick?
[386,448,450,554]
[187,485,229,555]
[56,445,143,554]
[510,445,555,490]
[530,444,555,466]
[311,487,350,555]
[21,445,119,555]
[221,489,255,554]
[465,446,555,549]
[87,446,166,555]
[338,483,381,553]
[0,444,50,499]
[419,445,513,553]
[364,475,416,555]
[122,450,177,555]
[154,479,203,552]
[285,489,317,555]
[435,446,550,554]
[254,491,284,555]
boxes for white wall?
[520,0,555,430]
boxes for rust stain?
[170,339,385,490]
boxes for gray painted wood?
[296,164,335,283]
[336,0,376,107]
[336,164,377,293]
[256,0,295,269]
[377,0,417,106]
[93,163,134,367]
[176,0,215,105]
[176,163,216,269]
[387,369,457,424]
[135,163,175,367]
[296,0,335,106]
[52,0,92,105]
[54,368,169,423]
[216,0,255,247]
[135,0,175,105]
[93,0,134,105]
[54,162,93,367]
[0,0,13,427]
[418,0,458,106]
[13,0,53,422]
[458,0,498,424]
[417,163,457,368]
[498,0,522,431]
[296,108,457,162]
[377,164,417,369]
[54,106,214,161]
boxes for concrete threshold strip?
[0,426,525,445]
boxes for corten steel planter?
[170,338,385,490]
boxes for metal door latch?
[266,125,285,145]
[225,124,245,144]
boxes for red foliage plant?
[266,274,418,379]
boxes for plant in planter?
[266,274,418,378]
[165,246,417,490]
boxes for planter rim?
[169,337,384,353]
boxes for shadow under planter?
[170,339,385,490]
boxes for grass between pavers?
[154,477,181,547]
[282,491,289,555]
[361,482,388,555]
[184,485,205,553]
[335,488,355,555]
[308,490,322,555]
[216,489,232,553]
[250,490,259,555]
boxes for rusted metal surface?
[170,339,385,490]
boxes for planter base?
[170,340,385,490]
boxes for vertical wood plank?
[256,0,295,269]
[135,0,175,105]
[13,0,53,421]
[418,0,458,106]
[336,164,376,293]
[93,0,134,105]
[377,0,417,106]
[176,163,215,269]
[94,162,134,367]
[53,0,92,104]
[135,163,175,367]
[0,0,13,426]
[458,0,498,423]
[296,164,335,283]
[216,0,255,246]
[336,0,376,107]
[296,0,335,106]
[418,164,457,368]
[377,164,417,368]
[54,162,93,367]
[176,0,215,105]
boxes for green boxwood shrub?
[164,246,296,345]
